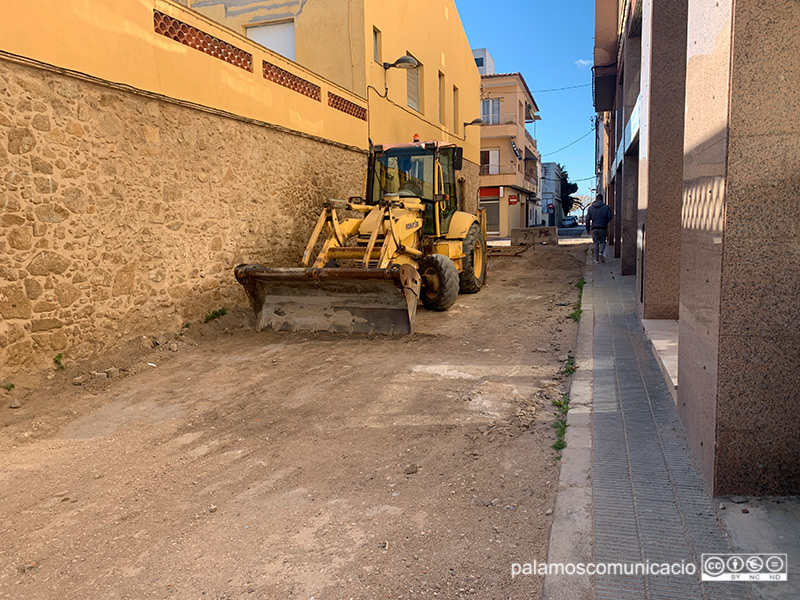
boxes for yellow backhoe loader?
[234,140,486,334]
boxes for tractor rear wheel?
[459,223,486,293]
[419,254,459,311]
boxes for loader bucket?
[234,264,421,335]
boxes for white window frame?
[481,98,500,125]
[373,27,382,64]
[245,19,296,61]
[480,149,500,175]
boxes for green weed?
[569,277,585,322]
[204,307,227,323]
[551,394,571,457]
[552,393,571,415]
[561,357,577,377]
[53,353,65,370]
[1,383,14,392]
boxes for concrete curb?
[542,254,594,600]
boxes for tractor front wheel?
[459,223,486,293]
[419,254,459,311]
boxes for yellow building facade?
[1,0,480,161]
[180,0,482,166]
[1,0,368,148]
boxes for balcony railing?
[481,113,518,126]
[480,164,517,175]
[524,128,537,150]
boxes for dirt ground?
[0,242,588,600]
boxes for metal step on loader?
[234,140,486,334]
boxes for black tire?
[459,223,486,293]
[419,254,459,311]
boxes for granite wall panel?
[678,0,733,492]
[713,0,800,495]
[680,0,800,494]
[636,0,687,320]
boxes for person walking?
[586,194,613,263]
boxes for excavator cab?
[368,143,462,236]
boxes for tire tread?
[459,223,486,293]
[419,254,459,311]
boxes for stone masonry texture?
[0,57,366,372]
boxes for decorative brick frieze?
[262,61,321,101]
[153,10,253,72]
[327,92,367,121]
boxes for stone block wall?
[0,57,365,373]
[457,158,480,216]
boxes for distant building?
[473,50,541,237]
[541,162,563,227]
[471,48,495,76]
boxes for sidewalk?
[591,257,752,600]
[546,255,772,600]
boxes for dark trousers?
[592,228,607,259]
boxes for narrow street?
[0,243,588,600]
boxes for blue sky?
[454,0,596,197]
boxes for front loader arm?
[302,201,364,268]
[301,210,328,267]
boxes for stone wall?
[0,57,365,373]
[459,161,480,216]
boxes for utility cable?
[530,83,592,93]
[541,129,594,156]
[541,175,597,182]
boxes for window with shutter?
[246,21,295,61]
[480,149,499,175]
[373,27,381,63]
[407,56,421,112]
